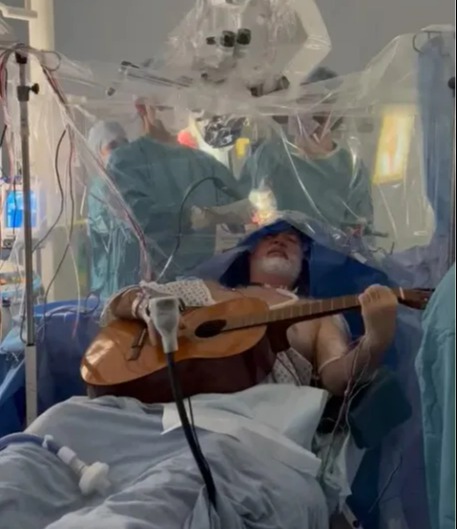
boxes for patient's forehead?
[250,230,304,258]
[260,230,302,245]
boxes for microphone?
[147,297,180,354]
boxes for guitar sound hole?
[195,319,227,338]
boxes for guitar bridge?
[127,327,148,361]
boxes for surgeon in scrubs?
[105,101,239,281]
[416,264,455,529]
[239,68,373,234]
[87,121,133,299]
[88,121,128,165]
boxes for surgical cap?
[88,121,128,154]
[295,67,342,132]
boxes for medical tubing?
[0,433,59,454]
[0,434,86,473]
[158,176,240,281]
[166,354,217,508]
[0,434,110,495]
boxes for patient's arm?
[290,285,398,396]
[314,317,382,396]
[102,280,237,325]
[315,285,398,395]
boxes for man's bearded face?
[249,230,303,287]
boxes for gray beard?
[257,257,301,285]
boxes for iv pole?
[15,50,39,424]
[2,0,55,424]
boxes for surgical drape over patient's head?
[189,220,309,293]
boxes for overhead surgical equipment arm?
[114,0,331,102]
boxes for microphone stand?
[15,50,40,425]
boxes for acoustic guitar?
[81,288,432,404]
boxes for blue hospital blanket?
[415,265,455,529]
[0,396,328,529]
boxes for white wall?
[5,0,455,73]
[53,0,194,66]
[318,0,454,73]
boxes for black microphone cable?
[166,354,217,508]
[148,298,218,511]
[157,176,241,281]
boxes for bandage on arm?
[100,285,163,326]
[100,279,214,326]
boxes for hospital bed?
[0,251,414,529]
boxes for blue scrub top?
[88,136,238,297]
[239,141,373,232]
[416,264,455,529]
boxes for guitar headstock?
[398,289,434,310]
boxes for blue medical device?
[4,188,38,230]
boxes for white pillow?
[162,384,328,476]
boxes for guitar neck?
[224,287,403,332]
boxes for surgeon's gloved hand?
[359,285,398,349]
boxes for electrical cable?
[157,176,240,281]
[367,454,403,515]
[149,298,216,520]
[41,129,76,322]
[31,130,66,253]
[166,354,217,509]
[0,123,6,148]
[19,129,68,343]
[318,336,374,478]
[186,395,214,528]
[45,131,76,284]
[147,294,218,527]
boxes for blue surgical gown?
[416,264,455,529]
[239,141,373,231]
[89,136,238,296]
[87,178,141,299]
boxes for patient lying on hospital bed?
[0,223,398,529]
[104,224,397,396]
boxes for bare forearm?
[320,336,386,396]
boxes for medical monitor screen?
[4,189,38,229]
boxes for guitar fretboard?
[223,287,404,332]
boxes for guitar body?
[82,298,277,404]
